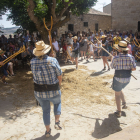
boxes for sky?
[0,0,111,28]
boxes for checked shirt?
[30,55,62,99]
[110,53,136,83]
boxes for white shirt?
[67,37,73,45]
[52,41,59,51]
[67,46,72,57]
[94,43,98,51]
[89,44,94,52]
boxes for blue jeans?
[35,92,61,125]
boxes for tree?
[0,0,97,43]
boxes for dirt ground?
[0,59,140,140]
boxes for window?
[95,23,98,32]
[68,24,74,31]
[84,22,88,27]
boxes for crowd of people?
[0,28,140,83]
[0,33,40,83]
[58,29,140,69]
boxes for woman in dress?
[79,35,88,60]
[101,35,110,71]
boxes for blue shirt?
[73,42,79,54]
[30,55,62,98]
[24,35,29,43]
[110,53,136,83]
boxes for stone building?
[57,9,111,37]
[112,0,140,32]
[103,3,111,15]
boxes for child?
[97,38,102,58]
[131,41,135,56]
[87,42,96,62]
[108,49,117,61]
[94,40,98,59]
[62,41,67,59]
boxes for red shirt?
[63,45,67,51]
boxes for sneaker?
[54,121,62,130]
[45,128,51,138]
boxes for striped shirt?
[30,55,62,98]
[110,53,136,83]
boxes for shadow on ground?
[71,113,127,139]
[32,133,60,140]
[92,114,123,139]
[0,67,36,120]
[127,102,140,105]
[90,70,108,77]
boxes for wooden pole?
[0,46,25,67]
[43,16,53,52]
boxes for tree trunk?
[39,28,49,44]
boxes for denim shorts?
[112,77,129,92]
[71,52,79,58]
[102,50,109,57]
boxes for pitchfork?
[43,16,53,52]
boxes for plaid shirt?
[110,53,136,83]
[30,55,62,98]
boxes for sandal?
[114,110,121,117]
[45,128,51,138]
[102,67,106,71]
[54,121,62,130]
[122,102,127,109]
[108,67,110,71]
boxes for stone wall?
[112,0,140,32]
[57,14,111,37]
[103,3,111,15]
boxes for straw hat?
[0,49,5,55]
[73,36,78,40]
[124,37,130,43]
[101,35,107,39]
[114,41,129,51]
[33,41,51,56]
[68,33,73,37]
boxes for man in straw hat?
[30,41,62,137]
[110,41,136,117]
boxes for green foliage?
[34,0,48,19]
[0,0,97,33]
